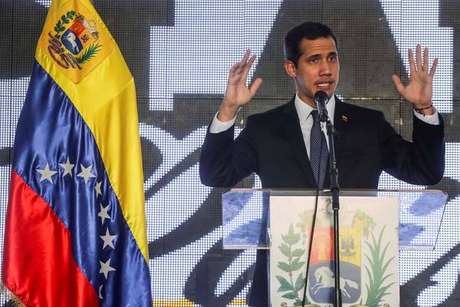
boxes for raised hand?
[217,49,263,121]
[392,44,438,114]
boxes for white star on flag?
[98,203,111,224]
[59,158,74,177]
[99,258,116,279]
[77,164,96,184]
[95,181,102,197]
[100,228,117,249]
[36,164,57,183]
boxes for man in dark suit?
[199,22,444,306]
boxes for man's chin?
[314,88,334,97]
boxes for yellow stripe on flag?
[34,0,149,261]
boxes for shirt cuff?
[413,108,440,125]
[209,112,237,133]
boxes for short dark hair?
[284,22,338,66]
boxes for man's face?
[284,36,340,106]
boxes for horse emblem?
[311,266,360,299]
[307,226,362,304]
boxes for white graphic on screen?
[380,1,457,305]
[418,252,460,307]
[149,0,283,111]
[380,0,453,113]
[34,0,51,7]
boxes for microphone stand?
[319,109,342,307]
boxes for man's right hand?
[217,49,263,121]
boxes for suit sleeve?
[380,113,445,185]
[199,117,258,187]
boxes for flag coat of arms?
[2,0,152,306]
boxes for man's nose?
[319,60,332,75]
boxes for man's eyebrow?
[305,51,338,60]
[306,54,321,60]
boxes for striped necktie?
[310,110,329,188]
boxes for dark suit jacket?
[199,97,445,306]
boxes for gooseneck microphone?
[314,91,329,122]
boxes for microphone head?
[314,91,329,103]
[314,91,329,121]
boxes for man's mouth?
[315,81,335,91]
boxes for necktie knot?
[311,109,319,122]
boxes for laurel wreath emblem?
[276,224,312,306]
[76,43,102,64]
[54,10,77,33]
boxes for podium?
[222,189,447,307]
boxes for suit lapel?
[282,99,317,184]
[333,97,352,153]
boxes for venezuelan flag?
[2,0,151,306]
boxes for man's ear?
[284,60,297,78]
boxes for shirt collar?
[294,93,336,121]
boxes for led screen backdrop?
[0,0,459,306]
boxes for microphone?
[314,91,329,122]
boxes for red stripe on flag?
[2,171,99,307]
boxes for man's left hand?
[392,44,438,115]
